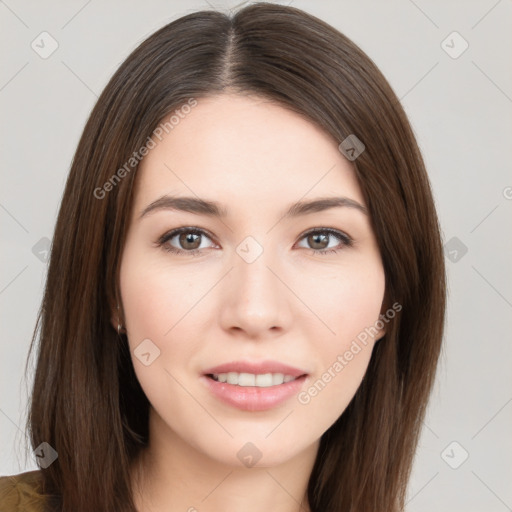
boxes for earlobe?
[110,314,121,333]
[110,315,117,332]
[374,306,389,342]
[374,326,386,343]
[109,302,124,335]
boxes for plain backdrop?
[1,1,511,511]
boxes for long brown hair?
[23,3,446,511]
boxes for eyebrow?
[139,195,368,220]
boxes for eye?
[296,228,353,255]
[156,227,353,257]
[157,227,217,256]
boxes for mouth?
[201,360,309,411]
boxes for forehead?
[134,94,364,212]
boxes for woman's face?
[119,93,386,468]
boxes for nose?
[219,246,293,339]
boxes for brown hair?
[23,3,445,511]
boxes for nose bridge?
[234,235,280,306]
[221,233,292,335]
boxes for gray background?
[1,1,511,510]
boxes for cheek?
[122,269,172,339]
[300,256,386,346]
[119,235,199,337]
[293,260,385,427]
[119,253,203,418]
[118,237,221,364]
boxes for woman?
[0,3,445,511]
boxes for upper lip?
[203,360,308,378]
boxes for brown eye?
[297,228,353,255]
[158,227,215,255]
[158,226,352,257]
[307,233,330,250]
[178,232,202,250]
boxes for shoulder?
[0,470,48,512]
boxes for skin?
[116,93,386,512]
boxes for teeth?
[211,372,298,387]
[272,373,284,385]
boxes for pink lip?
[200,360,309,412]
[202,360,308,378]
[201,374,308,411]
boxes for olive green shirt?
[0,471,49,512]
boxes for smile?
[209,372,298,387]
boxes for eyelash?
[156,227,353,257]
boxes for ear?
[375,300,402,342]
[110,311,119,333]
[108,296,122,333]
[374,304,389,342]
[375,321,386,342]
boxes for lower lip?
[200,374,308,411]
